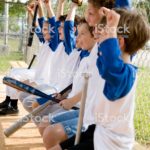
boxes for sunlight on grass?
[0,37,24,74]
[0,51,23,74]
[135,68,150,145]
[0,37,20,52]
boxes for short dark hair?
[58,15,81,27]
[88,0,115,9]
[74,15,82,27]
[58,15,67,22]
[79,18,94,37]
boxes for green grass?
[0,37,20,52]
[0,51,23,74]
[0,38,24,74]
[134,68,150,145]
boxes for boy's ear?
[118,36,125,51]
[74,27,77,33]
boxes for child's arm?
[27,4,38,27]
[59,92,82,110]
[56,0,65,38]
[63,2,78,55]
[96,8,137,100]
[44,0,59,51]
[34,90,81,109]
[37,0,45,29]
[56,0,65,21]
[44,0,55,18]
[27,4,44,43]
[27,2,45,43]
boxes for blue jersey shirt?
[35,17,59,52]
[96,38,137,101]
[115,0,132,8]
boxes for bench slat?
[9,61,28,69]
[17,61,28,68]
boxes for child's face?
[85,3,102,27]
[76,23,95,51]
[76,35,82,49]
[58,22,65,41]
[42,22,51,41]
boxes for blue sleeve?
[56,21,61,29]
[36,97,49,105]
[79,50,90,60]
[115,0,132,9]
[34,17,45,43]
[48,17,59,51]
[96,38,137,101]
[38,17,45,29]
[35,26,45,43]
[56,21,62,43]
[63,21,76,55]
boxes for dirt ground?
[0,75,45,150]
[0,74,149,150]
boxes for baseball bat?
[3,78,78,137]
[3,77,78,109]
[4,100,51,137]
[74,73,90,145]
[3,77,62,103]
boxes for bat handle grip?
[4,114,32,137]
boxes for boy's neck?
[88,43,96,52]
[122,52,131,64]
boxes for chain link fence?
[0,16,26,53]
[0,15,39,74]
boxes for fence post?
[4,0,9,45]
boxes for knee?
[22,98,32,112]
[38,116,50,136]
[43,124,67,149]
[49,144,62,150]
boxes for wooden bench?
[9,55,37,69]
[9,61,28,69]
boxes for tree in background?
[0,0,25,17]
[134,0,150,23]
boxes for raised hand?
[95,7,120,43]
[43,0,51,7]
[35,0,43,7]
[99,7,120,29]
[27,4,34,14]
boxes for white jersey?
[48,42,81,92]
[83,44,137,150]
[83,43,100,126]
[94,79,136,150]
[34,41,53,85]
[6,41,53,99]
[67,57,89,107]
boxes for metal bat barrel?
[4,100,51,137]
[3,77,53,100]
